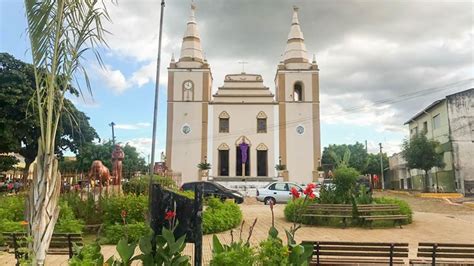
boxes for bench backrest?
[417,243,474,261]
[305,204,353,213]
[303,241,409,265]
[2,232,83,247]
[303,241,409,260]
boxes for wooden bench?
[302,204,354,227]
[2,232,83,263]
[410,243,474,265]
[357,204,409,228]
[302,241,409,265]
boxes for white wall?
[210,104,276,177]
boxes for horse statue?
[88,160,111,195]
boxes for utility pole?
[109,122,116,145]
[365,140,368,153]
[379,142,385,190]
[149,0,165,194]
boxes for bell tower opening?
[294,82,303,101]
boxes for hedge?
[203,198,242,234]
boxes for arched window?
[294,82,303,102]
[218,143,230,176]
[256,111,267,133]
[219,111,230,133]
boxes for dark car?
[181,181,244,204]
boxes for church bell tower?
[165,3,213,183]
[275,6,321,184]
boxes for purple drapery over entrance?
[239,142,249,163]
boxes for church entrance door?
[257,150,268,176]
[236,146,250,176]
[218,150,229,176]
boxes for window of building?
[423,121,428,134]
[411,126,418,136]
[257,118,267,133]
[293,82,303,102]
[219,118,229,133]
[432,114,441,129]
[256,111,267,133]
[219,111,230,133]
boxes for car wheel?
[264,197,276,205]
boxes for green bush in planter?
[283,197,318,224]
[61,192,102,225]
[373,197,413,224]
[0,195,25,221]
[54,202,84,233]
[257,236,289,266]
[203,198,242,234]
[100,194,148,225]
[101,222,152,244]
[69,242,104,266]
[0,219,25,232]
[122,175,176,195]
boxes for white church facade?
[165,4,321,185]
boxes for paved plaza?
[0,192,472,265]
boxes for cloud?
[94,64,129,93]
[95,0,472,136]
[115,122,151,130]
[124,137,165,162]
[367,140,403,156]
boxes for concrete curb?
[418,193,464,199]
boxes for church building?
[165,4,321,185]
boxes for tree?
[365,153,389,176]
[0,53,98,174]
[0,155,19,173]
[75,141,147,179]
[24,0,110,264]
[321,142,368,173]
[402,134,444,192]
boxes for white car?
[256,182,305,205]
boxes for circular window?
[296,125,305,135]
[182,124,191,135]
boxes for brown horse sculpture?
[88,160,111,194]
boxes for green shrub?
[283,197,317,224]
[210,235,256,266]
[354,185,372,204]
[203,198,242,234]
[101,222,152,244]
[257,237,289,266]
[100,194,148,225]
[373,197,413,224]
[54,202,84,233]
[333,167,359,204]
[69,242,104,266]
[61,193,102,225]
[0,195,25,221]
[122,175,176,195]
[0,219,25,232]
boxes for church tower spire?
[179,3,204,62]
[282,6,308,64]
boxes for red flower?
[290,187,300,199]
[303,183,315,195]
[165,210,176,221]
[121,210,127,218]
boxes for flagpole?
[149,0,165,198]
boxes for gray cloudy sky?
[93,0,473,154]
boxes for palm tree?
[24,0,110,264]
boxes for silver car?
[256,182,303,205]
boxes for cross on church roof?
[238,61,248,73]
